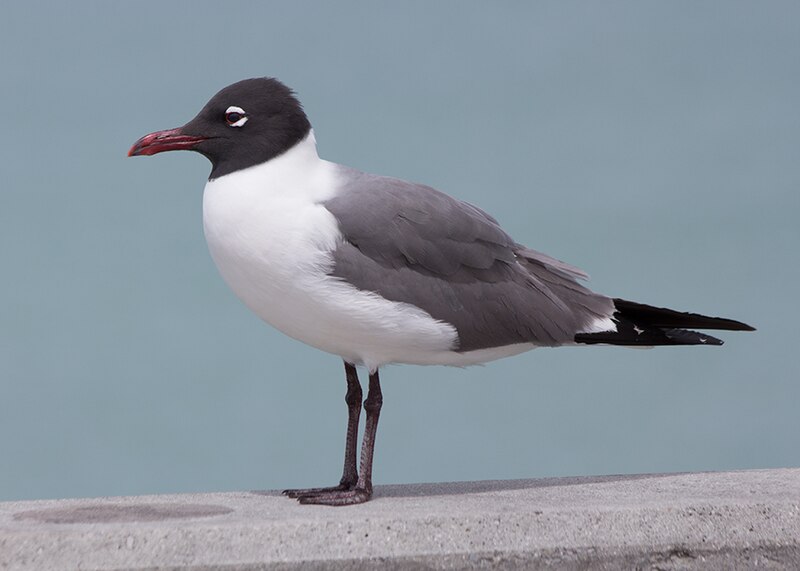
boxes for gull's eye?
[225,106,248,127]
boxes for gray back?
[324,167,614,351]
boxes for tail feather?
[574,298,754,347]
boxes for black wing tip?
[665,328,724,346]
[696,317,756,332]
[574,323,726,347]
[612,298,756,332]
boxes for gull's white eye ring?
[225,106,248,127]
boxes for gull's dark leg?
[339,362,363,487]
[283,362,362,498]
[298,369,383,506]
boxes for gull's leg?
[283,362,362,498]
[338,362,363,487]
[298,369,383,506]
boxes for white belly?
[201,145,473,370]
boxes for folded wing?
[323,168,614,351]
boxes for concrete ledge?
[1,469,798,570]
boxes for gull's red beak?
[127,128,207,157]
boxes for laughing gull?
[129,77,754,506]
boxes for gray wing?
[323,167,614,351]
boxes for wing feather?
[323,167,613,350]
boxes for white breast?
[201,133,464,371]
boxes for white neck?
[206,130,337,203]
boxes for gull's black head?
[129,78,312,179]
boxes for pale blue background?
[1,1,797,501]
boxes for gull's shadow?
[374,472,687,498]
[253,472,689,500]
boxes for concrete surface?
[1,468,798,570]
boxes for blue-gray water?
[1,1,797,501]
